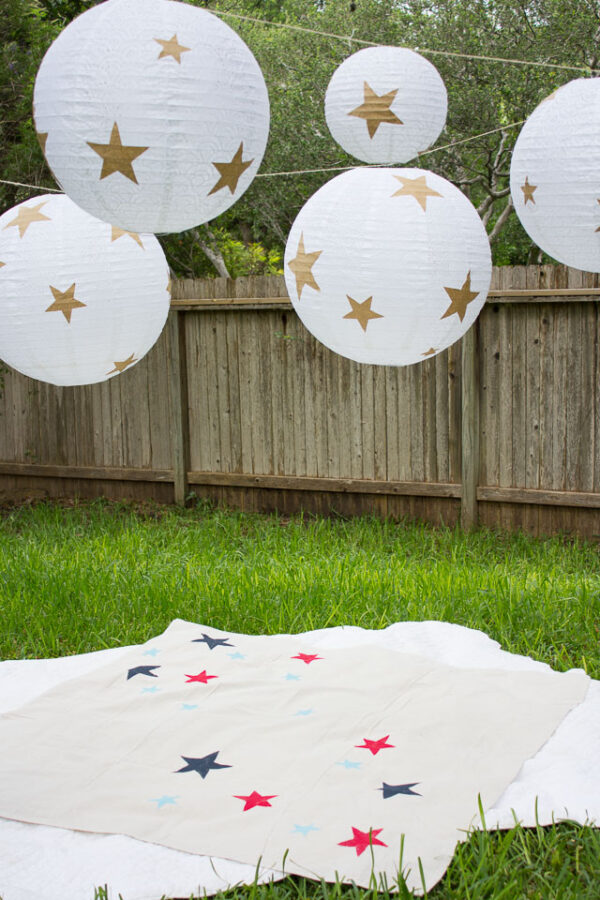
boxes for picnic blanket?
[0,619,596,900]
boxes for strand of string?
[214,9,598,75]
[0,119,525,194]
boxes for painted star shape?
[378,782,421,798]
[150,795,178,809]
[355,735,395,755]
[520,176,537,205]
[343,295,384,332]
[181,703,198,710]
[106,353,138,376]
[291,653,322,664]
[37,131,48,155]
[176,751,231,779]
[87,122,148,184]
[154,33,191,64]
[233,790,277,811]
[441,271,480,323]
[292,824,319,836]
[336,759,362,770]
[287,233,322,299]
[185,670,218,683]
[127,665,160,680]
[284,673,300,681]
[391,174,443,212]
[4,201,51,238]
[192,633,234,650]
[422,347,438,357]
[294,708,314,716]
[348,81,403,138]
[45,283,86,324]
[228,652,246,660]
[141,686,159,694]
[209,142,254,196]
[595,198,600,232]
[111,226,144,249]
[338,826,387,856]
[143,648,160,657]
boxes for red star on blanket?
[355,735,395,755]
[291,653,322,664]
[185,671,218,684]
[233,790,277,811]
[339,826,387,856]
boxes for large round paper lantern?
[325,47,447,164]
[284,168,491,366]
[510,78,600,272]
[0,194,170,385]
[33,0,270,234]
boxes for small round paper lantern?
[284,168,491,366]
[510,78,600,272]
[324,47,447,164]
[0,194,170,386]
[33,0,270,234]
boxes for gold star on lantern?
[348,82,403,139]
[111,226,144,249]
[441,271,479,323]
[391,175,443,211]
[520,177,537,205]
[208,142,254,195]
[45,283,86,323]
[595,198,600,232]
[106,353,138,375]
[0,262,5,268]
[154,33,191,63]
[4,201,51,238]
[422,347,438,357]
[87,123,148,184]
[37,131,48,155]
[343,295,384,332]
[287,233,322,299]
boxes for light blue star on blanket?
[228,652,246,660]
[284,673,300,681]
[141,686,159,694]
[336,759,362,770]
[150,795,178,809]
[292,824,319,836]
[143,648,160,657]
[181,703,198,710]
[294,708,314,716]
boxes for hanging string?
[0,178,61,193]
[214,10,599,75]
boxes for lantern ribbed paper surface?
[284,168,491,366]
[0,194,170,386]
[33,0,270,234]
[510,78,600,272]
[325,47,447,164]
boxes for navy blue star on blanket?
[191,633,234,650]
[175,752,232,779]
[379,782,421,798]
[127,665,160,680]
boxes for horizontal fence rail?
[1,265,600,538]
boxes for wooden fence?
[1,265,600,538]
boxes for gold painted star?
[391,174,443,211]
[106,353,138,375]
[422,347,438,357]
[154,33,191,63]
[87,123,148,184]
[348,81,403,139]
[111,226,144,249]
[37,131,48,155]
[287,233,322,299]
[441,271,479,323]
[4,201,51,238]
[45,283,86,324]
[521,177,537,205]
[208,142,254,195]
[595,198,600,233]
[343,295,384,332]
[0,262,5,268]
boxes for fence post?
[167,309,190,506]
[461,321,480,530]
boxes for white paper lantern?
[0,194,170,386]
[325,47,447,164]
[284,168,491,366]
[510,78,600,272]
[33,0,270,234]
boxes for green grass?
[1,499,600,899]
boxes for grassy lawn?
[1,499,600,899]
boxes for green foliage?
[216,227,284,276]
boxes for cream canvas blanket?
[0,619,589,893]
